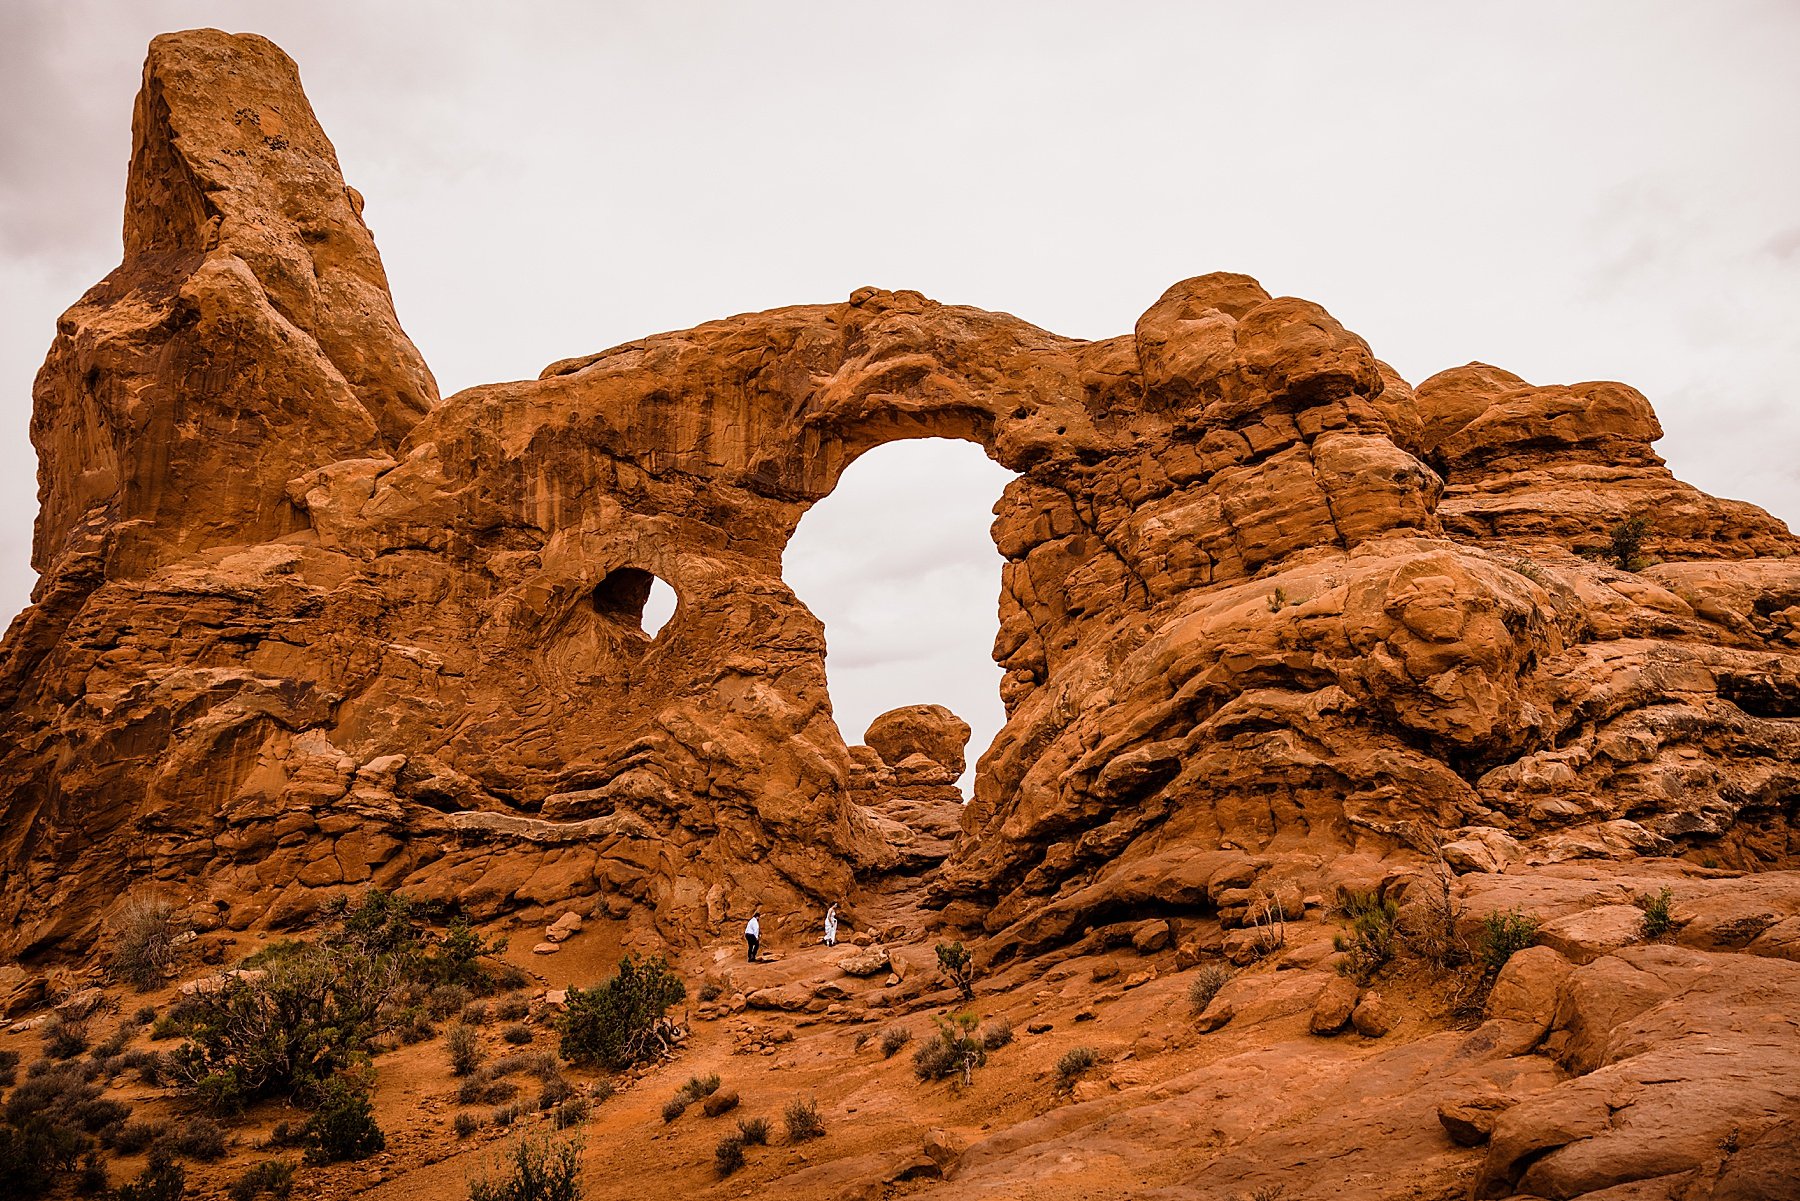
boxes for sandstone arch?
[2,30,1798,960]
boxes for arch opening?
[783,437,1017,793]
[592,567,679,639]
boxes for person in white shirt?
[823,903,839,947]
[745,907,761,962]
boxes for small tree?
[302,1071,385,1164]
[1477,908,1539,977]
[912,1015,985,1086]
[558,955,686,1071]
[934,942,976,1002]
[1333,891,1399,984]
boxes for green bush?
[466,1132,583,1201]
[558,955,685,1071]
[228,1159,295,1201]
[301,1073,385,1165]
[1334,891,1400,984]
[1638,887,1676,941]
[934,942,976,1001]
[913,1015,985,1086]
[782,1098,825,1142]
[1478,908,1539,976]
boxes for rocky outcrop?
[2,29,1797,964]
[848,706,969,873]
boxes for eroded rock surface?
[2,29,1797,975]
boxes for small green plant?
[912,1015,986,1086]
[1187,964,1232,1014]
[466,1131,584,1201]
[1333,891,1400,984]
[714,1132,746,1177]
[1055,1046,1099,1092]
[558,955,686,1071]
[681,1073,721,1099]
[736,1115,769,1145]
[1477,908,1539,977]
[879,1026,912,1058]
[783,1098,825,1142]
[934,942,976,1002]
[1638,887,1675,941]
[1599,514,1652,571]
[301,1072,385,1164]
[112,898,187,990]
[228,1159,296,1201]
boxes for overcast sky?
[3,2,1797,779]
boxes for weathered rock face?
[2,29,1798,961]
[848,706,970,873]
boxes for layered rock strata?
[2,29,1797,962]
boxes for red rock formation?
[2,29,1798,974]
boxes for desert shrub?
[737,1115,769,1145]
[112,898,187,990]
[550,1096,588,1130]
[133,1006,158,1026]
[43,1016,91,1060]
[109,1119,165,1154]
[558,955,685,1071]
[1397,849,1469,972]
[934,942,976,1001]
[460,1076,520,1106]
[0,1048,17,1087]
[168,934,412,1111]
[463,1000,492,1026]
[502,1024,534,1046]
[697,980,723,1003]
[495,995,531,1022]
[1477,908,1539,977]
[6,1061,129,1133]
[589,1079,614,1104]
[430,917,510,993]
[1187,964,1232,1014]
[228,1159,295,1201]
[661,1094,690,1123]
[161,1115,228,1161]
[454,1112,483,1139]
[301,1072,385,1164]
[91,1025,133,1062]
[111,1148,186,1201]
[1638,887,1675,941]
[1334,891,1400,984]
[123,1049,165,1087]
[879,1026,912,1058]
[714,1131,745,1177]
[466,1131,583,1201]
[537,1074,574,1111]
[1055,1046,1099,1091]
[448,1023,483,1077]
[680,1073,721,1100]
[912,1015,985,1086]
[980,1017,1014,1051]
[150,1014,184,1042]
[491,1102,525,1128]
[1592,514,1652,571]
[76,1148,108,1194]
[430,984,475,1020]
[783,1098,825,1142]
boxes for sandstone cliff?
[2,29,1797,979]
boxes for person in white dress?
[823,903,839,947]
[745,907,761,962]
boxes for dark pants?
[746,934,759,962]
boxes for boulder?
[837,946,892,978]
[1309,977,1360,1035]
